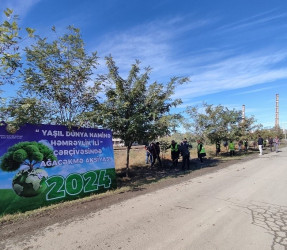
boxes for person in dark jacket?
[180,138,192,170]
[215,141,221,156]
[243,139,248,152]
[258,135,263,155]
[150,142,162,167]
[269,136,273,152]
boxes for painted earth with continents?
[12,168,48,197]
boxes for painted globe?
[12,168,48,197]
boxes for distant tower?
[242,105,245,122]
[275,94,279,129]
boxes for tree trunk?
[126,144,131,177]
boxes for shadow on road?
[115,146,280,190]
[116,157,222,190]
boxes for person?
[180,138,192,170]
[215,141,221,156]
[243,139,248,152]
[168,140,180,168]
[197,140,206,163]
[273,136,280,153]
[150,142,162,167]
[155,142,161,158]
[238,140,243,152]
[229,140,235,156]
[223,141,228,152]
[258,135,263,156]
[269,136,273,152]
[145,145,152,164]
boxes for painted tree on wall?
[0,141,56,172]
[0,141,57,197]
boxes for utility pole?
[242,105,245,122]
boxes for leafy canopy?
[91,56,188,173]
[4,26,99,127]
[94,56,188,147]
[0,8,34,91]
[186,103,259,143]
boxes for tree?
[0,8,34,91]
[158,139,170,160]
[239,116,261,140]
[186,103,259,144]
[92,56,188,175]
[4,26,99,127]
[1,97,49,126]
[250,126,284,141]
[0,9,34,124]
[0,8,21,90]
[0,141,56,172]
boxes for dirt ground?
[0,148,275,243]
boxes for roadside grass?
[0,186,131,224]
[1,142,284,223]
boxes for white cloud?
[216,10,287,33]
[173,50,287,99]
[95,16,213,77]
[94,11,287,102]
[233,86,276,95]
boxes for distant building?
[112,138,140,147]
[112,138,125,147]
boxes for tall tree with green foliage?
[0,8,35,125]
[249,126,284,141]
[0,8,34,90]
[186,103,259,143]
[1,97,48,126]
[93,56,188,175]
[3,26,99,127]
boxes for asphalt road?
[3,147,287,250]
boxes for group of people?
[221,140,249,156]
[145,138,206,170]
[167,138,193,170]
[145,142,162,168]
[221,136,280,157]
[145,135,281,169]
[257,135,280,155]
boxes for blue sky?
[1,0,287,130]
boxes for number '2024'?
[45,170,112,201]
